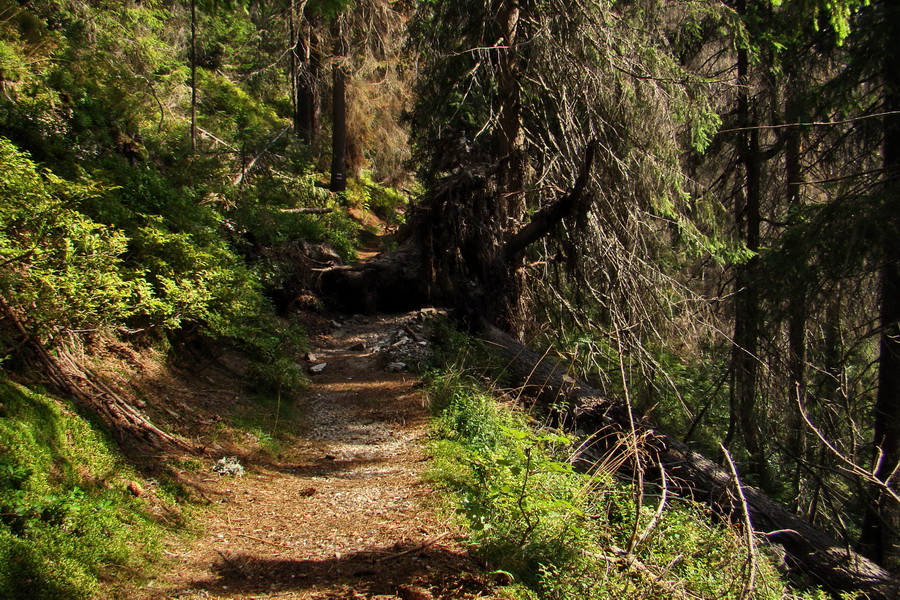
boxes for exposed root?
[0,294,196,453]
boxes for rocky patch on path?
[307,309,445,376]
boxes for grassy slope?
[0,379,177,599]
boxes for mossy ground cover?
[0,378,176,599]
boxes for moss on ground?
[0,378,175,600]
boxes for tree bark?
[495,0,524,225]
[860,0,900,565]
[478,323,900,599]
[329,19,347,192]
[289,1,299,134]
[319,240,428,314]
[730,23,767,487]
[784,82,808,505]
[190,0,197,151]
[296,13,321,144]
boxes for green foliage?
[426,326,829,600]
[320,210,361,263]
[199,69,285,149]
[345,173,408,225]
[0,379,171,599]
[0,138,142,336]
[306,0,354,20]
[0,137,295,371]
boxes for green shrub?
[425,327,830,600]
[0,138,143,337]
[346,173,408,225]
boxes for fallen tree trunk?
[479,322,900,599]
[319,146,597,328]
[277,207,334,215]
[318,241,428,314]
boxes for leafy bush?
[199,69,284,150]
[425,327,830,600]
[346,173,408,225]
[0,138,143,337]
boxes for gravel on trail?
[141,312,495,600]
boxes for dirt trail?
[142,313,491,600]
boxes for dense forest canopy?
[1,0,900,596]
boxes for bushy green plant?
[199,69,284,150]
[345,173,408,225]
[426,326,831,600]
[320,210,360,263]
[0,138,144,337]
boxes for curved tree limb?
[502,140,597,262]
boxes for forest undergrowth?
[423,323,842,600]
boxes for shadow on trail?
[179,543,486,597]
[264,456,391,477]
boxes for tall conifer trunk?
[289,1,299,134]
[190,0,197,151]
[496,0,524,224]
[730,23,767,487]
[296,15,320,144]
[330,19,347,192]
[496,0,529,336]
[860,0,900,566]
[784,81,808,501]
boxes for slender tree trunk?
[330,19,347,192]
[731,32,767,487]
[496,0,524,224]
[190,0,197,151]
[289,1,299,134]
[861,243,900,568]
[493,0,528,336]
[785,84,808,502]
[860,0,900,563]
[787,289,807,499]
[296,15,320,144]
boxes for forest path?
[141,312,491,600]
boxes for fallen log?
[276,207,334,214]
[318,241,428,314]
[479,323,900,599]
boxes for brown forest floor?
[135,312,499,600]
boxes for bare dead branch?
[721,445,758,599]
[502,141,597,262]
